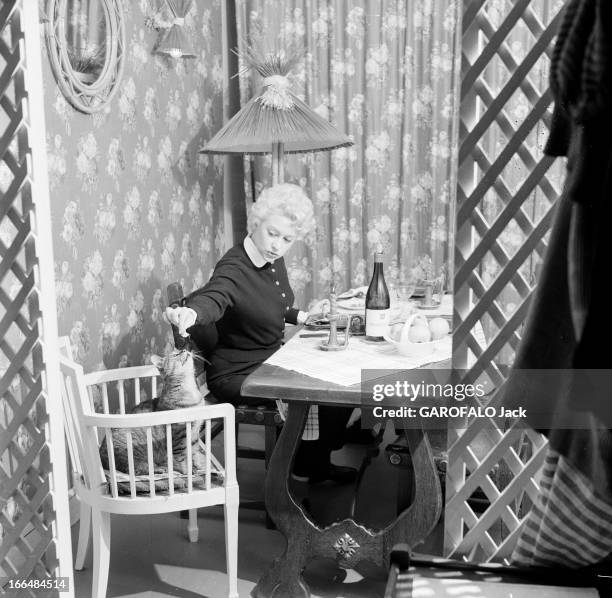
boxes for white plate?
[335,297,365,311]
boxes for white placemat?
[266,333,451,387]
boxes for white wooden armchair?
[57,339,239,598]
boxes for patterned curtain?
[235,0,461,308]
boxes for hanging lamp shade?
[155,0,195,59]
[200,46,353,155]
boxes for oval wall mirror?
[45,0,126,114]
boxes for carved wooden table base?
[251,403,443,598]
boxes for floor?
[70,425,601,598]
[71,424,445,598]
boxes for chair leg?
[224,485,240,598]
[188,509,199,543]
[91,509,111,598]
[75,502,91,570]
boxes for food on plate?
[398,313,450,344]
[336,286,368,300]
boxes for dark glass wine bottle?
[365,252,390,341]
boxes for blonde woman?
[166,183,356,484]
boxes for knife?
[299,332,330,338]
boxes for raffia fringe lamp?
[199,43,353,185]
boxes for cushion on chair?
[103,468,224,494]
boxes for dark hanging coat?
[502,0,612,498]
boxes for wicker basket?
[384,313,447,357]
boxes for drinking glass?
[397,281,417,319]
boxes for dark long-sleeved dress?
[186,241,299,396]
[184,239,352,477]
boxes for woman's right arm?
[166,260,240,336]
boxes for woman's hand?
[165,306,197,337]
[296,298,331,325]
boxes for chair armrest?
[84,365,159,385]
[83,403,235,428]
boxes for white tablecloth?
[269,295,489,439]
[266,293,499,390]
[268,328,451,387]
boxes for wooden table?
[243,334,450,598]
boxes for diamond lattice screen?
[0,3,65,594]
[445,0,565,562]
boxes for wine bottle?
[365,252,390,341]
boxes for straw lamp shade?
[200,92,353,155]
[200,45,353,183]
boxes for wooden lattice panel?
[446,0,564,561]
[1,2,72,595]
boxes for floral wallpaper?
[42,1,227,372]
[236,0,461,308]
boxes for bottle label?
[365,308,390,338]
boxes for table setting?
[271,289,453,387]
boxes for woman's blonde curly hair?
[247,183,316,243]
